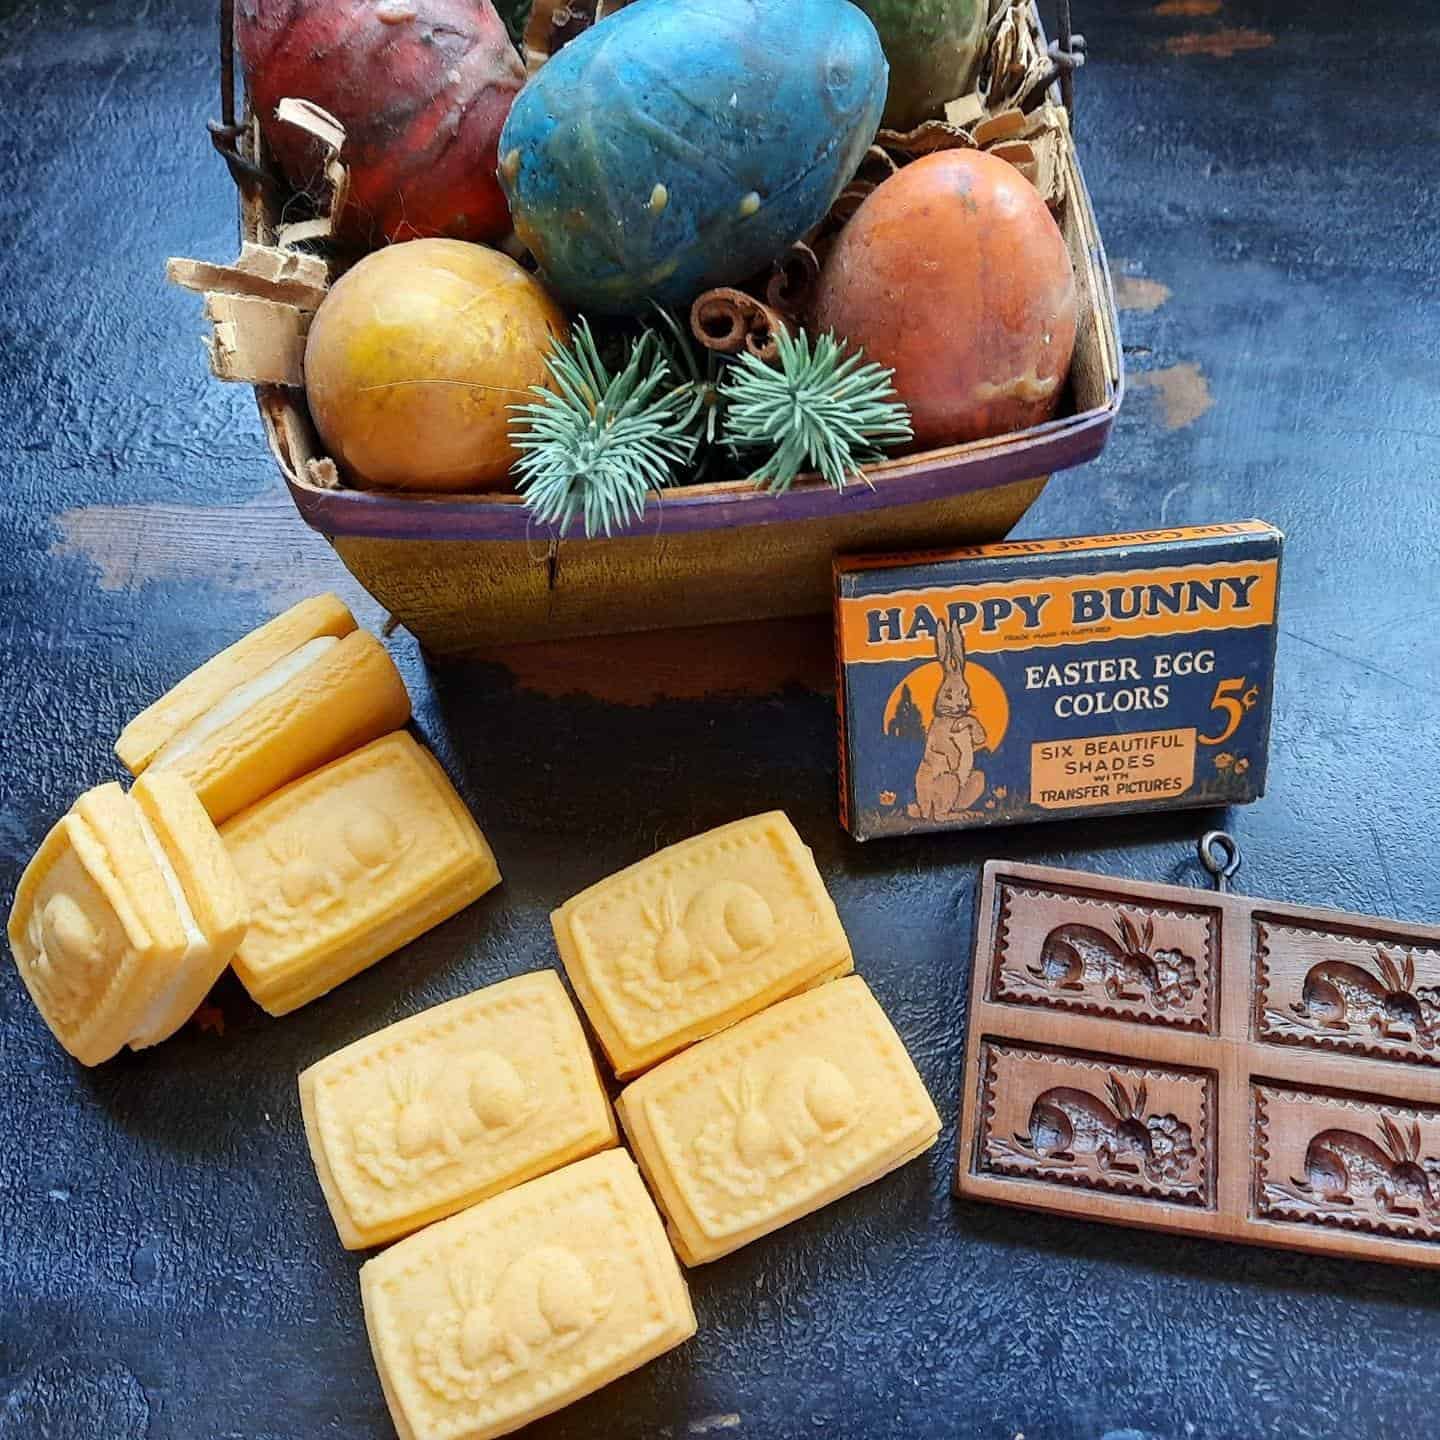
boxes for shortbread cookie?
[116,593,411,824]
[616,975,940,1264]
[301,971,617,1249]
[360,1149,696,1440]
[553,812,852,1077]
[7,774,248,1065]
[224,733,500,1015]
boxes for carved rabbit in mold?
[909,621,988,821]
[1012,1074,1197,1185]
[1289,945,1440,1050]
[1028,911,1201,1010]
[1289,1117,1440,1223]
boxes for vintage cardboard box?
[835,521,1282,840]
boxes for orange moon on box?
[883,662,1010,750]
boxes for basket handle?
[209,0,273,196]
[1050,0,1086,122]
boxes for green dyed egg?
[852,0,987,129]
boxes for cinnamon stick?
[766,242,821,320]
[690,288,787,364]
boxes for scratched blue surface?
[1,2,1440,1438]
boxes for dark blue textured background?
[1,2,1438,1438]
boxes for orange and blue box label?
[834,521,1282,839]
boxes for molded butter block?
[300,971,617,1250]
[7,778,248,1065]
[616,975,940,1265]
[552,811,852,1077]
[223,733,500,1016]
[116,592,356,775]
[360,1149,696,1440]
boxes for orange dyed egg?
[812,149,1077,449]
[303,239,568,492]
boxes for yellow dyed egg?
[303,238,568,492]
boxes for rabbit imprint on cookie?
[555,812,853,1076]
[616,881,777,1012]
[351,1052,538,1191]
[414,1247,613,1400]
[303,973,615,1250]
[359,1151,696,1439]
[693,1056,864,1200]
[909,621,988,820]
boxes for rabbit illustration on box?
[908,621,988,820]
[1289,946,1440,1050]
[1289,1117,1440,1222]
[1029,912,1201,1011]
[1013,1074,1197,1185]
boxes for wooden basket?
[222,2,1121,654]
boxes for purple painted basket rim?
[285,393,1119,543]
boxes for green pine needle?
[718,328,913,494]
[509,317,702,538]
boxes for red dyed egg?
[237,0,525,249]
[813,149,1078,449]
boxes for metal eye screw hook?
[1199,831,1242,893]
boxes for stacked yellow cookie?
[616,976,940,1264]
[557,812,941,1264]
[301,972,619,1249]
[6,594,501,1062]
[361,1150,696,1440]
[115,593,409,825]
[297,813,935,1440]
[299,972,695,1440]
[8,774,249,1065]
[552,811,854,1077]
[223,731,498,1016]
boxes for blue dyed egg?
[498,0,887,313]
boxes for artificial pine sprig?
[509,317,912,532]
[719,328,913,494]
[510,317,702,537]
[647,303,725,447]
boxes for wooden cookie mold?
[956,836,1440,1267]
